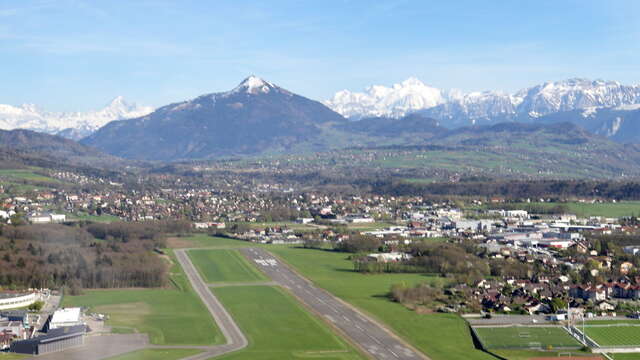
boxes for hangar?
[10,325,86,355]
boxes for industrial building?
[46,307,82,330]
[10,325,86,355]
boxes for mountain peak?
[108,95,126,106]
[233,75,275,94]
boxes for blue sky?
[1,0,639,111]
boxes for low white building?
[27,212,66,224]
[49,308,82,330]
[0,293,39,311]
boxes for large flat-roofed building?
[47,307,82,330]
[10,325,86,355]
[0,293,39,311]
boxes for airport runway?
[240,247,427,360]
[174,249,248,360]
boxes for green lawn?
[233,221,319,232]
[168,234,253,249]
[473,326,581,350]
[106,349,203,360]
[610,354,640,360]
[0,169,61,183]
[267,246,494,360]
[188,249,267,283]
[584,324,640,346]
[68,212,121,223]
[62,250,222,346]
[211,285,364,360]
[0,354,28,360]
[492,350,600,360]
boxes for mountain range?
[0,75,636,179]
[0,97,153,140]
[326,78,640,132]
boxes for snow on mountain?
[515,78,640,117]
[324,77,446,119]
[230,75,280,95]
[326,77,640,127]
[422,91,520,127]
[0,97,153,139]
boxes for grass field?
[473,326,581,350]
[167,234,254,249]
[188,249,267,283]
[0,354,28,360]
[106,349,203,360]
[492,349,601,360]
[488,201,640,218]
[584,324,640,346]
[267,246,494,360]
[610,354,640,360]
[62,250,222,346]
[68,212,121,223]
[0,169,61,183]
[212,285,365,360]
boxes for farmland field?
[62,250,222,346]
[473,326,581,350]
[211,285,364,360]
[267,246,494,360]
[106,349,203,360]
[584,324,640,346]
[188,249,267,283]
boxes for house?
[366,252,412,263]
[596,300,615,311]
[27,212,66,224]
[295,218,314,224]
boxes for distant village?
[2,168,640,353]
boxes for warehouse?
[47,307,82,330]
[10,325,86,355]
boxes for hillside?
[82,76,349,161]
[0,129,128,170]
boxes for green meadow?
[189,249,267,283]
[62,250,222,346]
[211,285,364,360]
[267,246,494,360]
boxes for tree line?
[0,220,189,291]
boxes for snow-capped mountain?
[324,77,446,119]
[82,76,346,161]
[327,78,640,127]
[0,97,153,140]
[515,78,640,117]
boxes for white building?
[27,212,66,224]
[0,293,39,311]
[49,308,82,330]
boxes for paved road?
[174,249,248,360]
[26,334,149,360]
[241,247,428,360]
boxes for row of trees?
[0,220,188,290]
[372,179,640,200]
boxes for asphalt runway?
[241,247,427,360]
[174,249,248,360]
